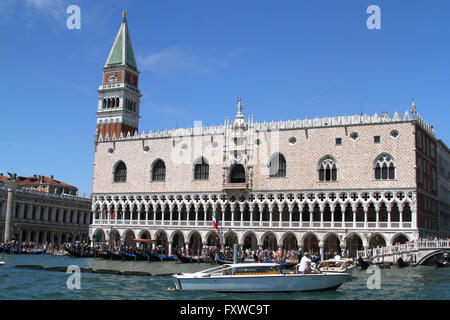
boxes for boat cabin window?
[222,265,281,275]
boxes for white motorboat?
[0,260,4,266]
[318,259,356,273]
[172,262,351,292]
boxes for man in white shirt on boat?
[298,252,312,274]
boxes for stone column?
[399,207,403,226]
[331,206,334,224]
[231,205,234,225]
[411,206,417,229]
[320,207,324,228]
[319,241,324,261]
[364,207,368,229]
[299,205,303,225]
[240,205,244,225]
[195,206,199,227]
[387,209,391,228]
[19,203,25,219]
[259,205,263,225]
[4,180,18,242]
[168,241,173,256]
[375,207,380,228]
[138,205,141,225]
[352,206,356,227]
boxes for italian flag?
[212,212,219,229]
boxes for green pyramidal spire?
[105,11,137,69]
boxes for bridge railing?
[357,240,450,259]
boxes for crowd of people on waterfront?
[2,237,449,262]
[0,240,66,255]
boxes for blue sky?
[0,0,449,197]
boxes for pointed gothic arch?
[318,155,337,181]
[268,152,287,178]
[113,161,127,182]
[151,159,166,181]
[193,156,209,180]
[374,153,396,180]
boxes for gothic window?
[194,157,209,180]
[230,164,246,183]
[269,153,287,178]
[318,156,337,181]
[152,159,166,181]
[374,154,395,180]
[113,161,127,182]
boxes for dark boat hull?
[29,250,46,255]
[175,252,208,263]
[0,247,21,254]
[436,260,449,268]
[122,253,137,261]
[64,247,96,258]
[104,251,124,260]
[358,257,371,270]
[135,252,163,261]
[216,258,233,265]
[155,254,176,261]
[397,258,409,268]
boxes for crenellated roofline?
[96,109,436,143]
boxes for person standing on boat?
[297,248,303,263]
[298,252,312,274]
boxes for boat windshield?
[319,261,343,268]
[222,265,281,276]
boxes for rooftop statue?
[7,172,17,181]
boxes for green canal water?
[0,254,448,300]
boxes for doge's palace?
[89,13,444,257]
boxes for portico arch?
[123,229,136,246]
[224,231,238,249]
[171,230,185,251]
[154,230,168,254]
[261,231,278,250]
[205,230,220,247]
[345,233,364,257]
[241,231,258,249]
[188,231,202,253]
[368,233,387,248]
[92,228,106,242]
[281,232,298,250]
[302,232,319,254]
[109,228,121,247]
[391,233,409,245]
[323,232,341,256]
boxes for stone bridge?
[357,240,450,265]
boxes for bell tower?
[96,11,141,140]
